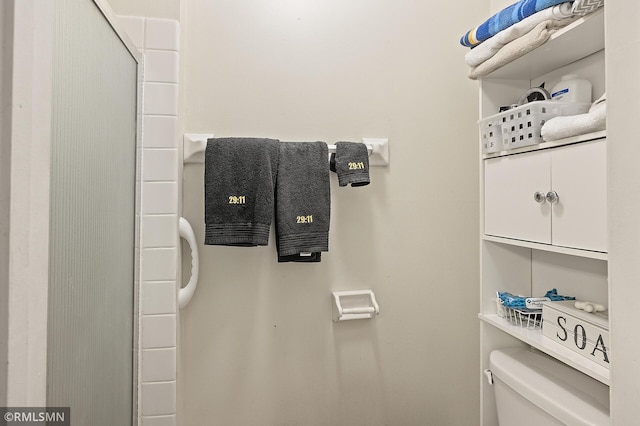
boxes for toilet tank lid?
[490,348,610,426]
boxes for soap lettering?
[556,316,568,341]
[573,324,587,350]
[556,316,609,364]
[591,334,610,364]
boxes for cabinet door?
[484,150,551,243]
[551,139,607,252]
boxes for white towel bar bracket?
[183,133,390,166]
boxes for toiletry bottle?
[551,74,592,103]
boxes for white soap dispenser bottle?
[551,74,592,103]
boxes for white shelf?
[483,235,608,261]
[482,130,606,160]
[479,313,610,385]
[483,8,604,80]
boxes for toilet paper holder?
[332,290,380,321]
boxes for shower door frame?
[0,0,143,422]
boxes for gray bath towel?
[277,252,322,263]
[276,142,330,259]
[204,137,279,246]
[329,141,370,187]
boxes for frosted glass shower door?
[47,0,139,425]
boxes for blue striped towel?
[460,0,569,47]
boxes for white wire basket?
[495,298,543,329]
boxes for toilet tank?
[489,348,610,426]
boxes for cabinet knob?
[546,191,559,204]
[534,191,546,203]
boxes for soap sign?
[542,304,610,369]
[555,316,609,364]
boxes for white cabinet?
[484,139,607,252]
[550,140,607,252]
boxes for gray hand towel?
[329,141,370,187]
[204,137,279,246]
[276,142,330,259]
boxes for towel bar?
[183,133,390,166]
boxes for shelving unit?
[479,314,610,385]
[476,8,609,425]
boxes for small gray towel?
[329,141,370,187]
[276,142,330,259]
[204,137,279,246]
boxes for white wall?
[606,2,640,424]
[180,1,484,425]
[0,0,9,407]
[490,0,514,14]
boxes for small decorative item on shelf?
[574,300,606,313]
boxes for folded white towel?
[465,2,573,67]
[541,93,607,141]
[468,17,576,80]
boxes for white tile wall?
[142,348,177,382]
[141,248,177,282]
[142,314,177,349]
[141,282,177,315]
[141,415,177,426]
[142,216,177,248]
[144,83,179,116]
[145,19,180,51]
[117,15,180,426]
[142,182,178,214]
[143,150,179,182]
[144,51,179,84]
[143,116,178,148]
[141,381,177,416]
